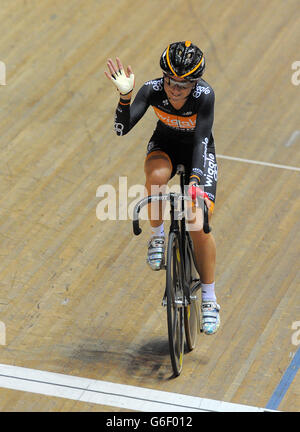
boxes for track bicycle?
[132,165,211,377]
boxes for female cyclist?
[105,41,220,335]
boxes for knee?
[144,156,172,187]
[145,168,169,187]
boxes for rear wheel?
[166,231,184,376]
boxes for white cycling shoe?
[201,301,221,335]
[147,236,165,271]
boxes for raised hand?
[105,57,135,96]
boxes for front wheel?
[184,233,200,351]
[166,231,184,377]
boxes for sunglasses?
[163,73,196,89]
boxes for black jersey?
[114,77,215,182]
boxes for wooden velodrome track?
[0,0,299,412]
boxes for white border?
[0,363,274,412]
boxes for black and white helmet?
[160,41,205,81]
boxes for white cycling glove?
[110,68,135,95]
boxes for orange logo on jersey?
[153,107,196,130]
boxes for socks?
[201,282,216,302]
[151,223,165,237]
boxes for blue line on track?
[266,347,300,410]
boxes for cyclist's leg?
[186,150,220,334]
[144,150,172,226]
[189,225,216,284]
[188,213,220,335]
[144,137,174,270]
